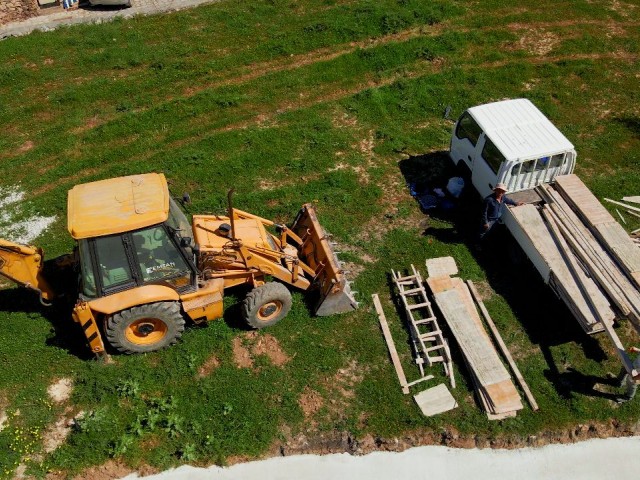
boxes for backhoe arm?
[0,239,56,304]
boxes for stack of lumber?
[509,203,610,334]
[555,175,640,290]
[426,258,523,419]
[539,176,640,333]
[527,176,640,375]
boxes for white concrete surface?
[122,436,640,480]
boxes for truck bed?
[504,175,640,336]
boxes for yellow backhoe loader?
[0,173,357,358]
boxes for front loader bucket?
[290,204,358,316]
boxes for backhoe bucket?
[290,204,358,316]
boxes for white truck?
[449,98,640,376]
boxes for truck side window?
[480,138,505,174]
[535,157,549,171]
[455,112,482,146]
[549,153,564,168]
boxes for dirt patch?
[0,393,7,432]
[47,378,73,404]
[69,460,133,480]
[299,388,324,417]
[43,407,75,453]
[17,140,34,153]
[517,29,561,56]
[278,419,639,458]
[232,337,254,368]
[232,332,291,369]
[252,333,291,366]
[32,167,101,196]
[197,355,221,378]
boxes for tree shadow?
[398,151,612,400]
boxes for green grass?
[1,0,640,477]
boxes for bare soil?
[232,332,291,369]
[278,419,640,457]
[43,407,74,454]
[197,355,221,378]
[47,378,73,404]
[298,387,324,418]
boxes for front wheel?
[242,283,292,329]
[105,301,185,354]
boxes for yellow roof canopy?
[67,173,170,240]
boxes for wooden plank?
[622,196,640,205]
[545,185,640,326]
[433,289,511,386]
[555,176,640,289]
[425,257,458,278]
[509,204,605,329]
[542,212,638,377]
[413,384,458,417]
[547,203,639,320]
[540,206,615,324]
[604,198,640,214]
[467,280,539,411]
[372,294,410,394]
[597,224,640,287]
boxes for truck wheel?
[242,283,292,329]
[105,302,185,354]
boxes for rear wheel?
[242,283,292,329]
[105,302,185,354]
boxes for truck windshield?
[455,112,483,146]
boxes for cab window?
[167,197,193,239]
[480,137,505,174]
[132,226,192,288]
[78,240,97,297]
[94,235,135,290]
[455,112,483,146]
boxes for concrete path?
[0,0,219,39]
[122,436,640,480]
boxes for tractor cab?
[68,174,197,299]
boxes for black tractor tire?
[105,301,185,354]
[242,283,292,329]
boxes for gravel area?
[0,0,220,39]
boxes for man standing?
[479,183,523,241]
[616,346,640,403]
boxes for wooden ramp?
[426,258,523,419]
[509,204,611,334]
[555,174,640,289]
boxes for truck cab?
[449,98,576,200]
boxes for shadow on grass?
[398,151,612,401]
[0,287,93,360]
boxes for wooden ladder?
[392,264,456,388]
